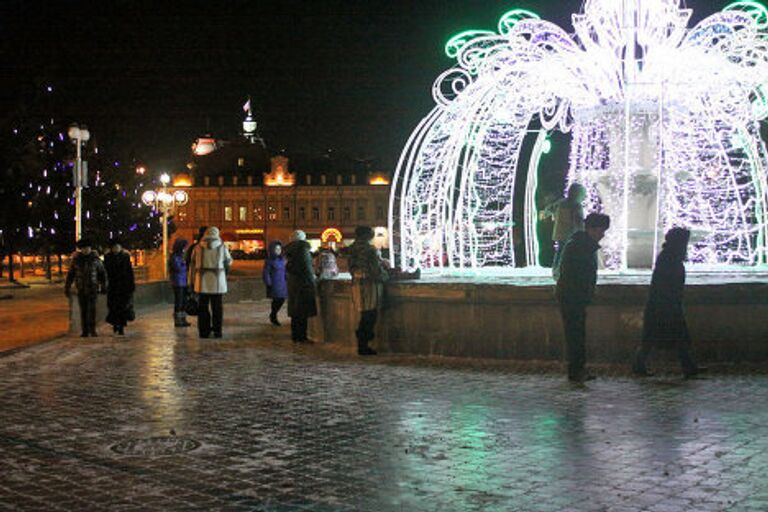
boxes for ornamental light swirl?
[389,0,768,273]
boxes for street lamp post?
[142,173,188,278]
[68,124,90,242]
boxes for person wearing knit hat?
[633,227,705,378]
[189,226,233,338]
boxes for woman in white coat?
[190,226,233,338]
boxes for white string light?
[390,0,768,272]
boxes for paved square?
[1,300,767,511]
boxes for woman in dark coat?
[104,239,136,335]
[262,240,288,326]
[633,228,703,378]
[284,230,317,343]
[169,238,191,327]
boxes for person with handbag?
[169,238,191,327]
[190,226,232,338]
[345,226,390,355]
[104,238,135,336]
[262,240,288,326]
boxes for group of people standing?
[544,185,705,383]
[65,238,135,337]
[261,226,388,354]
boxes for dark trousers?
[78,293,97,335]
[173,286,188,313]
[552,241,564,280]
[271,298,285,319]
[560,303,587,378]
[356,309,378,350]
[634,340,697,373]
[198,294,223,336]
[291,316,308,341]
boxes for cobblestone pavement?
[1,301,768,512]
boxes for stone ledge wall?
[310,278,768,363]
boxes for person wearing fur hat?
[189,226,233,338]
[345,225,390,355]
[65,238,108,337]
[633,227,705,378]
[284,230,317,343]
[104,238,135,336]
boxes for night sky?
[1,0,728,172]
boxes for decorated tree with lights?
[390,0,768,273]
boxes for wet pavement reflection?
[1,301,768,511]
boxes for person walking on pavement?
[190,227,232,339]
[65,238,108,337]
[262,240,288,326]
[284,230,317,343]
[104,239,135,336]
[633,227,706,378]
[541,183,587,280]
[556,213,610,383]
[346,226,390,356]
[169,238,191,327]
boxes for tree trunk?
[57,254,63,276]
[46,251,52,281]
[19,253,25,278]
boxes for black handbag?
[185,293,199,316]
[125,300,136,322]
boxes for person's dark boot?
[117,326,125,336]
[269,313,281,326]
[357,332,377,355]
[80,332,89,338]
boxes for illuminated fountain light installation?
[389,0,768,273]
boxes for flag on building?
[243,98,251,114]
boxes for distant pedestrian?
[633,228,705,378]
[190,227,233,339]
[315,245,339,280]
[556,213,610,383]
[346,226,390,356]
[104,239,135,336]
[541,183,587,279]
[284,230,317,343]
[263,240,288,326]
[65,238,108,337]
[169,238,191,327]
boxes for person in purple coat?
[169,238,191,327]
[262,240,288,326]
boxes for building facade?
[171,142,391,253]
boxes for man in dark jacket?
[633,227,704,378]
[65,238,108,337]
[284,230,317,343]
[556,213,610,382]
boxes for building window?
[237,157,245,167]
[209,205,219,221]
[268,206,277,221]
[204,176,211,186]
[283,207,291,220]
[195,205,205,221]
[239,206,247,222]
[343,207,351,221]
[254,207,264,221]
[299,207,306,220]
[224,206,233,222]
[327,207,335,221]
[357,206,365,220]
[306,175,312,185]
[247,176,254,186]
[232,176,239,186]
[217,176,224,186]
[337,174,342,185]
[376,205,385,220]
[321,174,327,185]
[312,207,320,221]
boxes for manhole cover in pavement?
[110,437,201,456]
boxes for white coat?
[190,233,233,295]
